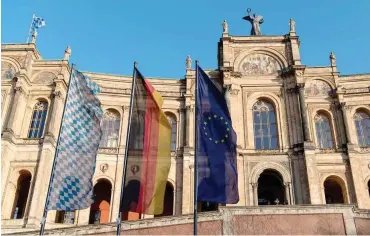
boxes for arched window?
[354,111,370,147]
[166,114,177,151]
[11,171,31,219]
[100,110,120,148]
[253,100,278,150]
[314,113,334,149]
[28,101,48,138]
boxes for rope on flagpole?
[115,61,138,235]
[39,63,75,235]
[193,60,200,235]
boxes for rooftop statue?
[242,8,264,36]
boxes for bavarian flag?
[124,67,171,215]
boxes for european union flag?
[195,64,239,204]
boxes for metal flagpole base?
[116,216,122,235]
[40,217,47,235]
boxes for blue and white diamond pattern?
[47,69,103,211]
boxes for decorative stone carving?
[23,139,40,145]
[231,71,243,78]
[304,80,331,97]
[131,164,140,175]
[330,52,336,67]
[186,55,192,70]
[1,62,16,80]
[23,51,33,70]
[33,72,56,84]
[255,149,280,154]
[294,70,303,77]
[289,18,296,32]
[1,90,6,108]
[318,148,336,153]
[239,54,280,76]
[98,148,118,154]
[104,110,120,120]
[100,163,109,173]
[52,91,62,99]
[230,89,240,96]
[222,20,228,34]
[234,48,243,58]
[345,88,370,94]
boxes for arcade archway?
[324,176,347,204]
[89,179,112,224]
[11,171,31,219]
[121,179,141,221]
[257,169,285,205]
[155,182,174,217]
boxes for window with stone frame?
[354,111,370,147]
[253,100,279,150]
[27,101,48,138]
[314,113,334,149]
[100,110,120,148]
[166,114,177,152]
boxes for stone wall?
[4,205,369,235]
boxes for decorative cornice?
[345,88,370,94]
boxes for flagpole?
[193,60,200,235]
[39,63,75,236]
[26,14,35,43]
[116,61,138,235]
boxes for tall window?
[28,101,48,138]
[354,111,370,147]
[167,114,177,151]
[314,113,334,149]
[100,110,120,148]
[253,100,278,150]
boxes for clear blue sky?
[2,0,370,78]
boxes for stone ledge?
[4,205,369,235]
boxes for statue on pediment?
[243,8,264,35]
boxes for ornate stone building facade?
[1,20,370,232]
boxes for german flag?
[124,67,171,215]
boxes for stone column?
[284,182,291,205]
[302,150,321,204]
[291,155,303,204]
[283,86,293,147]
[251,183,258,206]
[287,89,298,145]
[330,103,343,149]
[296,84,310,142]
[292,91,304,144]
[3,86,27,136]
[340,102,353,144]
[175,156,183,215]
[46,91,64,139]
